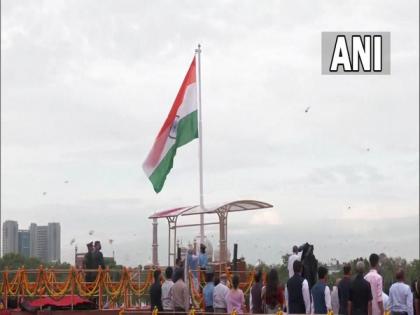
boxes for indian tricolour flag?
[143,57,198,193]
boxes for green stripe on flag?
[149,111,198,193]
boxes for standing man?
[365,254,384,315]
[187,248,199,290]
[150,269,163,311]
[203,272,215,312]
[250,270,263,314]
[331,279,341,315]
[311,266,332,314]
[388,269,413,315]
[213,274,230,313]
[339,264,352,315]
[286,260,311,314]
[171,268,189,315]
[162,267,174,312]
[93,241,105,269]
[348,261,373,315]
[288,246,302,279]
[83,242,95,282]
[412,278,420,315]
[174,257,184,277]
[199,244,208,270]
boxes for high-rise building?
[29,223,37,258]
[2,221,18,256]
[29,223,61,263]
[35,225,49,262]
[18,230,30,258]
[2,221,61,262]
[47,223,60,262]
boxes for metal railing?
[0,267,258,311]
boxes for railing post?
[17,269,21,309]
[3,270,8,309]
[98,267,103,310]
[124,286,128,309]
[138,267,141,308]
[71,268,74,311]
[127,268,131,308]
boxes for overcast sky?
[1,0,419,267]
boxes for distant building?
[18,230,30,258]
[29,223,37,258]
[3,221,61,263]
[75,252,85,269]
[35,225,49,262]
[47,223,61,262]
[29,223,61,263]
[2,221,18,256]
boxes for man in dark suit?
[348,261,373,315]
[339,264,352,315]
[286,260,311,314]
[83,242,96,282]
[150,269,163,311]
[93,240,105,269]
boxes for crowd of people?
[281,250,418,315]
[149,266,247,315]
[253,247,419,315]
[147,245,419,315]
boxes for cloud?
[250,211,282,226]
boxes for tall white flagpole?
[195,44,205,245]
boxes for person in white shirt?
[286,260,311,314]
[331,278,340,315]
[382,291,390,311]
[288,246,303,279]
[389,269,413,315]
[213,274,230,313]
[162,266,174,311]
[382,276,390,312]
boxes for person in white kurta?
[287,246,302,278]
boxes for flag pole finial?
[195,44,201,53]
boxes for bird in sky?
[70,238,76,245]
[305,106,311,113]
[88,230,94,235]
[64,180,69,184]
[42,192,47,195]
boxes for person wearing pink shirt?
[226,275,245,314]
[364,254,384,315]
